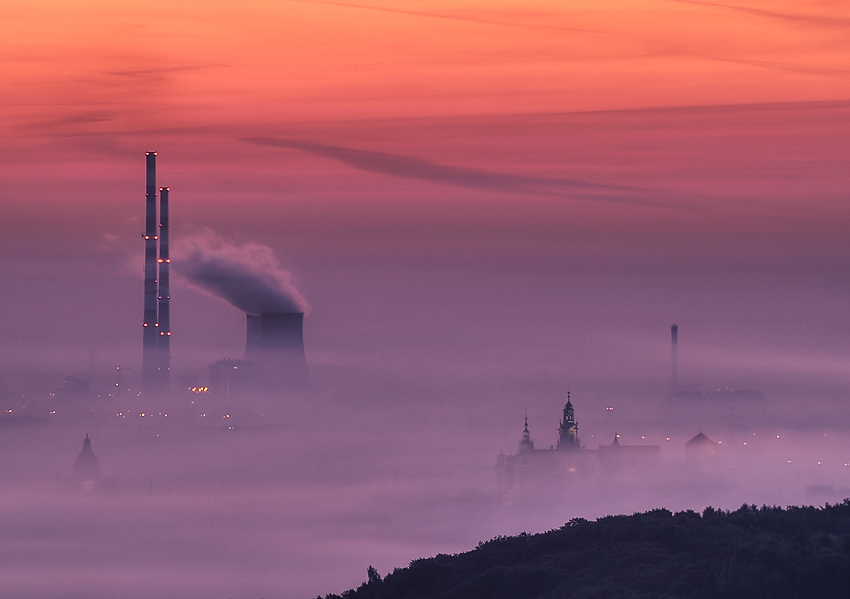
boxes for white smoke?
[173,229,309,315]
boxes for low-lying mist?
[1,358,849,599]
[1,194,848,598]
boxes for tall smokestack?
[671,324,678,395]
[142,152,159,393]
[245,313,309,389]
[158,186,171,390]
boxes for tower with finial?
[557,392,580,451]
[72,434,101,489]
[518,411,535,453]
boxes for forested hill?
[318,501,850,599]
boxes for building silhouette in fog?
[496,397,661,500]
[72,434,101,491]
[685,431,718,455]
[244,313,309,389]
[204,313,310,396]
[556,393,580,451]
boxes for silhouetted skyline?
[0,1,848,598]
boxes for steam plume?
[174,229,309,315]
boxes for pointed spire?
[519,411,534,452]
[558,391,580,451]
[563,392,575,423]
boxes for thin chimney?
[671,324,678,395]
[158,186,171,389]
[142,152,159,393]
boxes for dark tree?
[317,500,850,599]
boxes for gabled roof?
[686,432,716,446]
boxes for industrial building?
[140,153,309,396]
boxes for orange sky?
[3,0,850,129]
[2,7,850,598]
[1,1,848,274]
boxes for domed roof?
[72,435,101,480]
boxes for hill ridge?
[318,500,850,599]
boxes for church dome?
[72,435,101,481]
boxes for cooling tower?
[245,313,309,388]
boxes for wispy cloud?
[243,137,667,206]
[715,57,850,79]
[282,0,596,33]
[667,0,850,30]
[103,63,225,81]
[36,111,117,127]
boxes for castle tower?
[557,392,580,451]
[518,412,535,453]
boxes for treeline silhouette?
[318,501,850,599]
